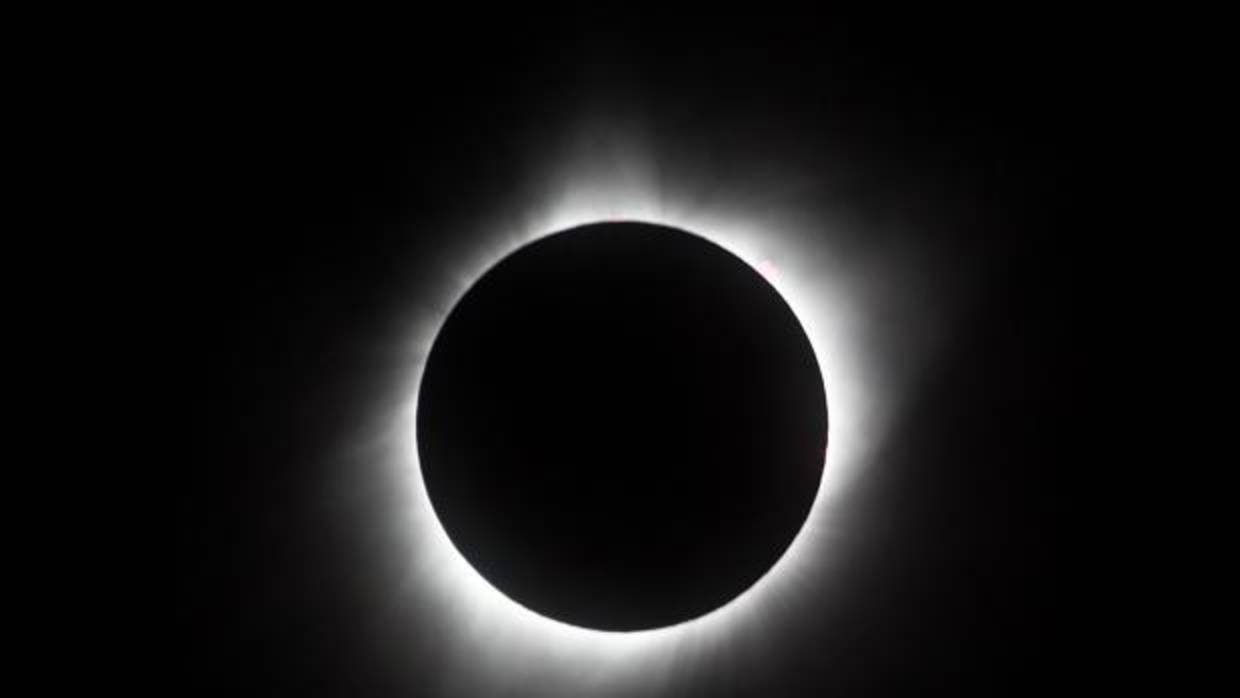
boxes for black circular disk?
[417,222,828,630]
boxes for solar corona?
[383,135,908,696]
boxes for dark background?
[165,10,1080,696]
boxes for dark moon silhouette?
[417,222,828,630]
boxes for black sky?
[168,12,1076,696]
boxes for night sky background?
[167,10,1077,697]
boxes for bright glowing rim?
[385,140,904,695]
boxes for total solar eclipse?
[417,221,829,631]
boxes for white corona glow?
[380,123,933,697]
